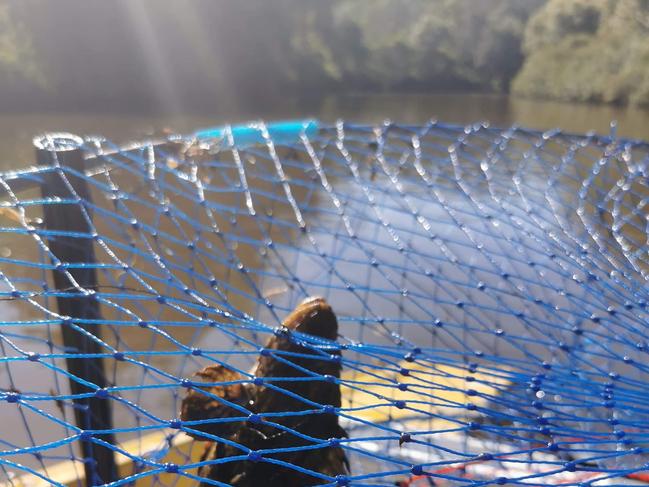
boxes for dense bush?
[0,3,43,95]
[512,0,649,106]
[1,0,647,110]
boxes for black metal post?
[35,133,117,485]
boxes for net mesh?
[0,120,648,486]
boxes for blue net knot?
[247,413,262,424]
[410,465,424,476]
[335,475,348,486]
[5,393,19,404]
[247,451,262,463]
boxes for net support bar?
[35,133,117,486]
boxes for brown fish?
[181,297,349,486]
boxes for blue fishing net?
[0,120,647,486]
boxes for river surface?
[0,93,647,480]
[1,93,649,171]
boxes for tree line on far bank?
[1,0,647,112]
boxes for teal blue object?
[195,119,318,147]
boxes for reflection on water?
[0,95,648,477]
[1,93,648,172]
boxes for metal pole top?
[33,132,84,154]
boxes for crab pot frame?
[35,133,117,486]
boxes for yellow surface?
[6,432,200,487]
[339,360,511,432]
[7,360,510,486]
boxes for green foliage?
[2,0,648,109]
[513,0,649,106]
[297,0,544,91]
[0,2,43,88]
